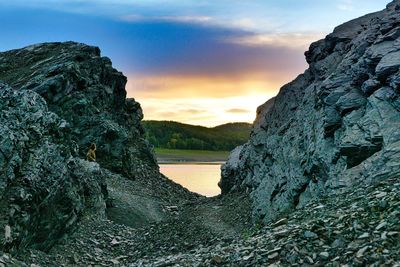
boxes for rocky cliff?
[0,42,157,179]
[0,83,107,252]
[221,0,400,222]
[0,42,194,253]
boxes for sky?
[0,0,391,126]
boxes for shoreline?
[158,161,225,165]
[154,148,230,164]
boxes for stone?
[376,50,400,79]
[304,231,318,239]
[110,259,120,265]
[375,192,388,198]
[268,252,279,260]
[358,233,370,239]
[272,218,288,228]
[375,221,387,230]
[356,246,369,258]
[361,79,381,95]
[387,231,399,237]
[305,256,314,264]
[211,255,222,264]
[319,252,329,260]
[4,226,11,242]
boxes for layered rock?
[0,42,192,253]
[221,0,400,222]
[0,42,157,179]
[0,83,107,251]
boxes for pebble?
[268,252,279,260]
[272,218,288,228]
[375,192,387,198]
[356,246,369,258]
[211,255,222,264]
[358,233,370,239]
[304,231,318,239]
[319,252,329,260]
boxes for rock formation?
[0,83,107,251]
[0,42,157,179]
[221,0,400,222]
[0,42,193,253]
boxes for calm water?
[160,164,222,197]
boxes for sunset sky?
[0,0,390,126]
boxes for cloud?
[139,96,271,127]
[181,109,207,114]
[337,0,354,11]
[226,108,250,114]
[126,73,289,99]
[120,15,213,24]
[114,20,310,80]
[224,32,324,49]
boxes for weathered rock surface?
[0,42,196,254]
[0,42,156,179]
[0,83,107,252]
[221,0,400,222]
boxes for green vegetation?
[143,121,252,151]
[155,148,229,163]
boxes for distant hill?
[143,121,252,151]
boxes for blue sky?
[0,0,391,126]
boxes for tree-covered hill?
[143,121,252,151]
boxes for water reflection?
[160,164,222,197]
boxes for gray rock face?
[0,42,158,179]
[0,42,178,252]
[0,83,107,251]
[220,0,400,222]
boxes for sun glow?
[126,74,281,126]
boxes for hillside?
[143,121,252,151]
[221,0,400,224]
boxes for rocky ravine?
[221,0,400,222]
[1,1,400,266]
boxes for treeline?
[143,121,252,151]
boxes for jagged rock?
[0,42,157,179]
[376,50,400,79]
[220,0,400,222]
[0,83,107,252]
[0,42,196,255]
[361,79,381,95]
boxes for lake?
[160,163,222,197]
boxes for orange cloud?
[125,71,301,126]
[126,72,296,99]
[226,108,250,113]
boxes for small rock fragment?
[304,231,318,239]
[319,252,329,260]
[358,233,370,239]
